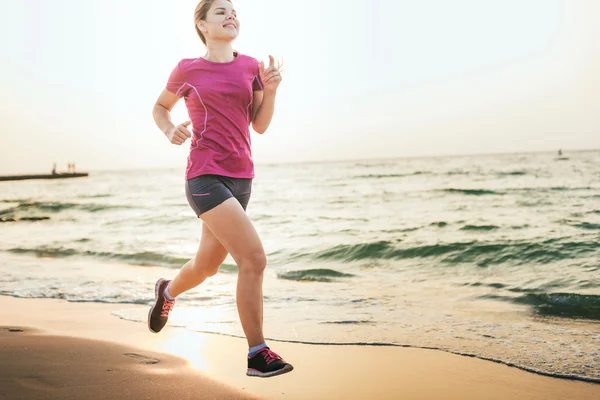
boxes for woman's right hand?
[167,121,192,145]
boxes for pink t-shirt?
[166,54,264,180]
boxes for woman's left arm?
[252,56,282,134]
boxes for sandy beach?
[1,295,598,400]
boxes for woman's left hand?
[260,55,283,94]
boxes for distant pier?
[0,173,89,182]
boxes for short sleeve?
[166,61,186,97]
[252,61,264,91]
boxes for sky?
[0,0,599,174]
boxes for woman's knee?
[191,258,220,279]
[237,250,267,274]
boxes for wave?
[437,186,595,197]
[547,186,592,191]
[512,186,593,193]
[0,292,150,305]
[573,222,600,230]
[510,225,530,230]
[498,171,527,176]
[439,189,501,196]
[445,170,471,176]
[1,198,33,203]
[483,292,600,320]
[518,200,553,207]
[381,227,420,233]
[277,269,355,282]
[6,246,241,271]
[317,216,369,222]
[0,200,131,216]
[460,225,500,231]
[354,171,430,179]
[297,238,599,266]
[357,169,561,179]
[430,221,448,228]
[464,282,507,289]
[0,216,51,222]
[7,246,189,268]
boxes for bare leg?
[199,198,266,348]
[167,223,229,297]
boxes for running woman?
[148,0,293,378]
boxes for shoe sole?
[246,364,294,378]
[147,278,164,334]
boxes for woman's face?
[202,0,240,43]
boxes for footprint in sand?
[16,376,57,391]
[123,353,160,364]
[1,327,24,333]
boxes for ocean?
[1,150,599,382]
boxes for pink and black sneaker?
[148,278,175,333]
[247,347,293,377]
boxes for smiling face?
[195,0,239,45]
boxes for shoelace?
[257,348,282,364]
[161,299,175,317]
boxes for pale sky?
[0,0,599,174]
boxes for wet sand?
[1,296,599,400]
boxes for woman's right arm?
[152,89,192,145]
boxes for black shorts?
[185,174,252,217]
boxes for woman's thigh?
[198,198,265,269]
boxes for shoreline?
[2,295,599,400]
[115,312,600,385]
[177,335,600,385]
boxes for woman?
[148,0,292,378]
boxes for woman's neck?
[203,42,236,63]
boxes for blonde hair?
[194,0,233,45]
